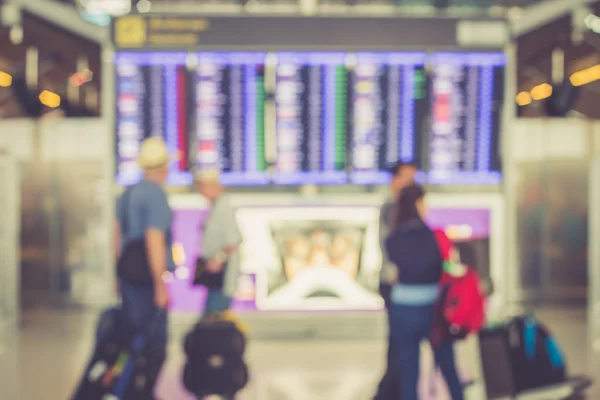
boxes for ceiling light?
[0,71,12,87]
[39,90,61,108]
[516,91,532,106]
[530,83,553,101]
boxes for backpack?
[431,229,486,347]
[479,315,572,397]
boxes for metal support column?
[501,41,519,308]
[102,43,117,301]
[588,153,600,395]
[0,152,20,326]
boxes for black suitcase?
[72,308,165,400]
[183,358,249,398]
[479,315,591,399]
[184,317,246,360]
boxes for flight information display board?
[427,52,505,185]
[115,52,189,186]
[115,51,505,187]
[191,52,269,185]
[274,52,348,185]
[348,52,428,185]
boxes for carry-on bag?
[72,309,165,400]
[479,315,592,399]
[184,316,246,360]
[182,312,249,398]
[183,358,249,398]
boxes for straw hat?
[194,169,221,183]
[136,137,170,170]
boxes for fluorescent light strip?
[477,66,494,172]
[116,52,188,66]
[165,65,179,175]
[324,64,336,172]
[245,64,257,172]
[151,66,164,138]
[401,64,415,162]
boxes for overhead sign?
[112,15,507,50]
[114,16,209,48]
[79,0,130,17]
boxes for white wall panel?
[510,118,592,162]
[40,119,110,161]
[0,119,34,161]
[0,118,110,161]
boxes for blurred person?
[195,170,243,316]
[374,161,417,400]
[114,137,173,393]
[385,184,464,400]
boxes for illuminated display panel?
[274,52,349,185]
[115,52,190,186]
[349,52,428,185]
[115,51,505,187]
[192,52,269,185]
[427,52,505,185]
[115,51,268,186]
[165,203,492,313]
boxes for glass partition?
[516,160,588,302]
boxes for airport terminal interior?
[1,0,600,399]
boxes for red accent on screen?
[177,67,188,170]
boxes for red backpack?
[431,229,486,347]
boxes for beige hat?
[136,137,170,170]
[194,168,221,183]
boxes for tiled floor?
[0,306,597,400]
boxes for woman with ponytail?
[384,184,464,400]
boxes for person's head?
[137,137,170,184]
[389,161,417,199]
[391,184,426,230]
[195,169,223,202]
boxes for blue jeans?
[390,303,464,400]
[204,289,232,315]
[120,280,168,362]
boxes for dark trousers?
[120,280,168,396]
[390,303,464,400]
[374,283,401,400]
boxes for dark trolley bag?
[479,315,592,399]
[72,309,166,400]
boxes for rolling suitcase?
[182,313,249,398]
[183,358,249,398]
[72,308,166,400]
[479,315,592,399]
[184,315,246,360]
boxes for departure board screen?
[115,52,191,186]
[427,52,505,185]
[191,52,269,185]
[274,52,348,185]
[348,52,428,185]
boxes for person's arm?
[145,228,168,281]
[144,191,172,308]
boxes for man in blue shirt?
[114,137,173,393]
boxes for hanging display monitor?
[191,52,269,185]
[115,52,191,186]
[273,52,349,185]
[348,52,428,185]
[427,52,505,185]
